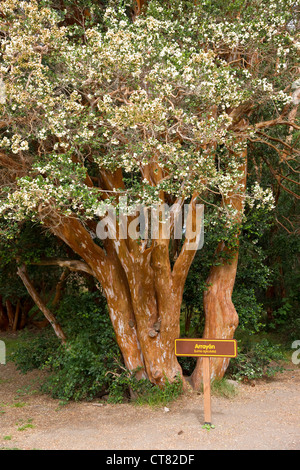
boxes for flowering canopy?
[0,0,298,386]
[0,0,297,224]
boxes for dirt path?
[0,362,299,450]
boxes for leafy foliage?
[1,0,294,221]
[107,368,183,406]
[12,329,60,373]
[228,338,285,381]
[12,284,184,403]
[0,0,298,393]
[12,290,122,402]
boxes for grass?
[133,377,184,407]
[0,447,22,450]
[0,401,27,409]
[202,423,215,431]
[16,419,34,432]
[196,377,239,398]
[0,378,11,384]
[17,423,34,432]
[211,378,238,398]
[0,336,19,361]
[11,402,26,408]
[0,331,37,362]
[0,402,6,414]
[16,382,41,398]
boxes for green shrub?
[12,290,121,402]
[107,367,183,407]
[272,294,300,344]
[12,330,60,373]
[134,375,183,407]
[11,288,185,404]
[228,338,285,381]
[232,286,265,334]
[41,339,120,403]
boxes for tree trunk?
[40,211,147,378]
[203,252,239,380]
[12,299,20,331]
[5,300,14,329]
[191,250,239,388]
[52,268,69,307]
[38,193,201,387]
[0,296,8,331]
[19,298,34,330]
[191,146,247,389]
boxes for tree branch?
[31,258,93,275]
[255,119,300,131]
[172,192,202,288]
[17,264,67,344]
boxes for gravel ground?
[0,361,299,450]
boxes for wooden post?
[175,338,237,425]
[203,357,211,425]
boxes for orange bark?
[191,146,247,388]
[134,0,146,16]
[37,185,201,387]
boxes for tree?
[0,0,298,388]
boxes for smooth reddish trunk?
[39,194,200,387]
[191,147,247,389]
[191,251,239,388]
[91,242,185,385]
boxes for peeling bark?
[38,209,147,378]
[191,249,240,389]
[191,147,247,389]
[37,194,202,388]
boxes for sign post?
[202,357,211,425]
[175,338,237,425]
